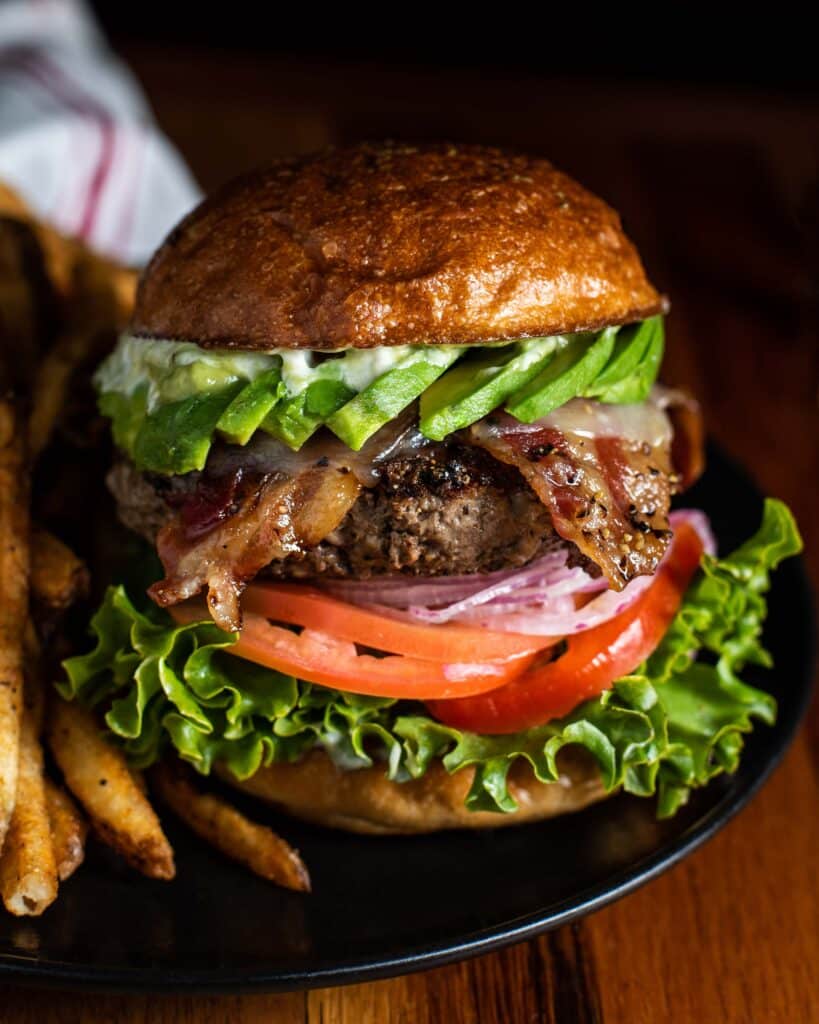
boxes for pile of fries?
[0,187,309,916]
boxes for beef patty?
[107,444,564,579]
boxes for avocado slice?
[418,337,563,441]
[327,347,465,450]
[584,322,645,394]
[505,328,617,422]
[98,384,150,454]
[215,367,286,445]
[132,381,244,475]
[587,317,664,404]
[260,378,356,450]
[581,317,663,401]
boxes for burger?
[62,143,801,834]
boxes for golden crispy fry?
[23,623,44,732]
[0,182,138,459]
[0,217,56,395]
[28,328,103,460]
[0,181,138,313]
[48,699,175,880]
[0,182,77,299]
[0,698,58,916]
[44,780,87,882]
[152,763,311,892]
[29,527,89,613]
[0,184,30,220]
[0,400,30,849]
[28,254,137,459]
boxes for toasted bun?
[132,142,665,351]
[218,749,607,834]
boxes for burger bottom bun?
[218,749,608,835]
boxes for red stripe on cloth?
[0,47,119,241]
[110,125,146,258]
[77,115,115,237]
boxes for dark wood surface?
[2,50,817,1023]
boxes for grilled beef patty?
[108,445,566,579]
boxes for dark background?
[90,8,819,93]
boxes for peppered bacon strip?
[149,466,361,631]
[468,415,678,589]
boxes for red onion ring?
[322,509,715,638]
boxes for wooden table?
[2,51,818,1023]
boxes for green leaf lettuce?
[59,499,802,818]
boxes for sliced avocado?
[584,316,662,401]
[99,384,149,454]
[215,367,286,445]
[327,347,465,450]
[588,316,665,404]
[260,378,356,450]
[505,328,617,422]
[584,322,645,394]
[132,382,244,475]
[418,337,563,441]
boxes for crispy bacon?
[468,413,677,589]
[145,412,429,631]
[143,390,703,628]
[149,466,361,631]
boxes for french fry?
[0,694,58,916]
[30,527,89,613]
[0,400,29,849]
[0,182,137,313]
[0,219,56,392]
[44,780,87,883]
[1,179,137,458]
[48,699,175,880]
[23,623,44,730]
[28,328,104,460]
[0,184,30,220]
[152,763,311,892]
[0,182,78,300]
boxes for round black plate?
[0,444,814,993]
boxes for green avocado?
[131,382,244,475]
[418,337,563,441]
[584,321,648,395]
[327,347,465,450]
[587,316,665,404]
[260,378,357,450]
[505,328,618,422]
[215,367,286,445]
[99,385,149,454]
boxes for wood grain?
[1,51,817,1023]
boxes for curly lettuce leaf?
[60,499,801,817]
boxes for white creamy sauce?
[329,346,414,391]
[96,334,464,408]
[95,335,278,410]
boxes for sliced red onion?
[321,549,571,610]
[322,508,715,639]
[414,509,715,636]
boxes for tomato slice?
[241,583,554,663]
[426,521,705,733]
[170,605,536,700]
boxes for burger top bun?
[131,142,666,351]
[219,749,607,835]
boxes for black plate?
[0,444,814,993]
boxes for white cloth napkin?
[0,0,201,265]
